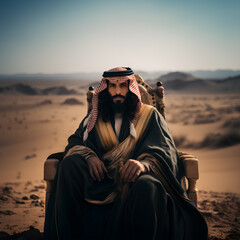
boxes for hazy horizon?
[1,68,240,76]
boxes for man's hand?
[86,156,107,182]
[120,159,145,182]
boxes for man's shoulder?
[141,104,165,124]
[141,104,158,116]
[141,103,155,111]
[135,104,157,128]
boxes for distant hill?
[62,98,84,105]
[0,84,37,95]
[148,74,240,93]
[135,71,168,80]
[0,72,101,81]
[41,86,77,95]
[156,72,196,81]
[0,71,240,95]
[189,70,240,79]
[0,84,78,95]
[219,75,240,92]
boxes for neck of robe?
[114,113,123,138]
[110,113,130,142]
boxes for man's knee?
[60,155,76,170]
[132,174,157,194]
[58,155,85,178]
[131,174,166,200]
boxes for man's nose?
[116,86,121,94]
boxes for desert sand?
[0,82,240,239]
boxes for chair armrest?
[182,157,199,179]
[44,159,60,180]
[178,152,199,207]
[44,158,60,211]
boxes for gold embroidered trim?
[64,145,97,159]
[96,104,154,155]
[96,117,119,152]
[84,192,117,205]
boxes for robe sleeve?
[63,115,104,160]
[63,115,98,160]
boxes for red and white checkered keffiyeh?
[86,67,142,135]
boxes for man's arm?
[120,108,183,184]
[132,108,184,183]
[64,116,108,181]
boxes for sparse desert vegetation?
[166,94,240,150]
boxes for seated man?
[44,67,208,240]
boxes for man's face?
[108,80,129,103]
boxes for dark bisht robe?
[44,104,208,240]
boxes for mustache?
[112,94,126,100]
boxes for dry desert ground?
[0,83,239,239]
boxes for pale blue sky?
[0,0,239,74]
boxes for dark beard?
[112,100,127,113]
[98,90,138,122]
[111,95,127,113]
